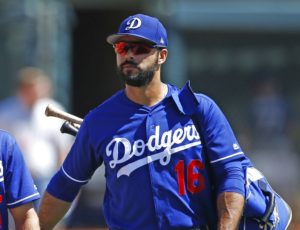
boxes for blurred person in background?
[249,77,294,146]
[0,67,73,209]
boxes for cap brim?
[106,33,156,45]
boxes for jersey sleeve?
[4,134,40,208]
[196,95,245,196]
[46,118,102,202]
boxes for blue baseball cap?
[106,14,168,47]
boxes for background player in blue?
[39,14,292,230]
[0,130,40,230]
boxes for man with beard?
[38,14,292,230]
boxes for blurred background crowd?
[0,0,300,229]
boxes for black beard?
[116,60,159,87]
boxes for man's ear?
[158,49,168,64]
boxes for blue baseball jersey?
[0,130,40,230]
[47,84,253,229]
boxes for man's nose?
[123,49,135,60]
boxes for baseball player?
[38,14,292,230]
[0,129,40,229]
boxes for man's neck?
[125,81,167,107]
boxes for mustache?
[120,60,138,68]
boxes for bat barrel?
[45,104,83,125]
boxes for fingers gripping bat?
[45,104,83,136]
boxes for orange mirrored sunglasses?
[113,42,157,56]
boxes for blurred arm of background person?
[10,203,40,230]
[39,191,71,230]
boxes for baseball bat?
[45,104,83,125]
[60,121,79,136]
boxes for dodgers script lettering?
[106,125,201,178]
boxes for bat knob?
[60,121,79,136]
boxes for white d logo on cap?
[125,18,142,30]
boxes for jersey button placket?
[145,112,164,229]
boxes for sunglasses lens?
[114,42,129,56]
[132,45,152,55]
[114,42,153,56]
